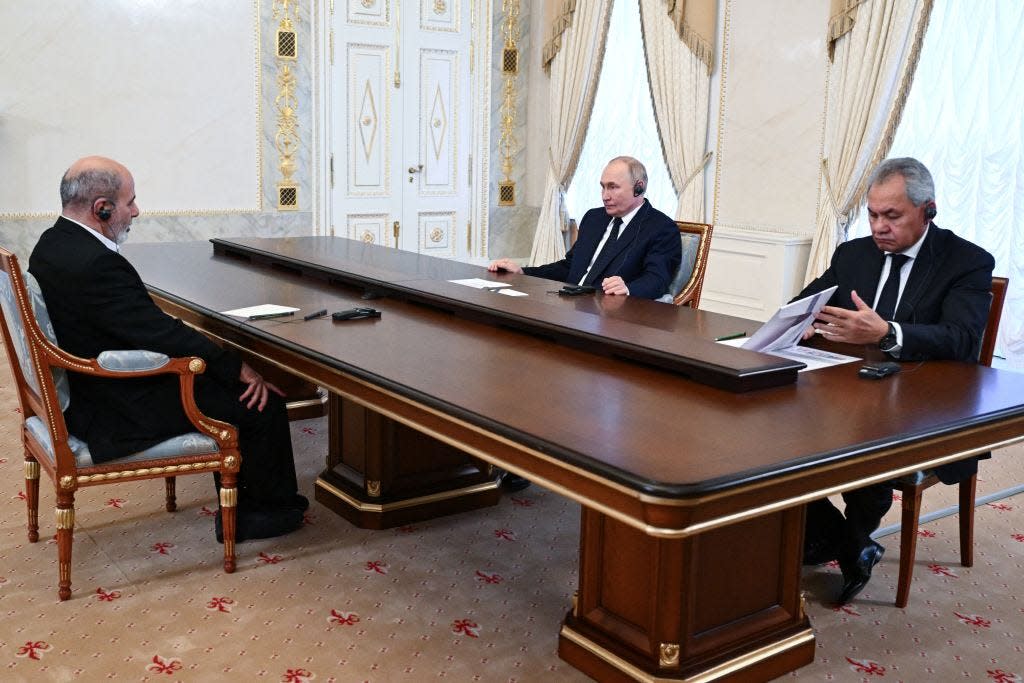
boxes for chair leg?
[24,456,40,543]
[165,476,177,513]
[219,480,237,574]
[959,474,977,567]
[896,485,924,608]
[55,493,75,601]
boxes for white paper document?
[760,345,859,372]
[449,278,512,290]
[221,304,300,318]
[498,289,528,297]
[742,286,838,353]
[728,285,858,371]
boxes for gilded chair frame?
[670,221,713,308]
[0,247,241,600]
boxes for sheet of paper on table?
[449,278,512,289]
[221,304,300,317]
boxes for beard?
[110,220,131,245]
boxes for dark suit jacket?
[796,223,995,483]
[796,224,994,363]
[523,200,681,300]
[29,217,242,462]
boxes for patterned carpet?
[1,355,1022,681]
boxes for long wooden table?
[124,238,1024,682]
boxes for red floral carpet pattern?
[0,354,1021,681]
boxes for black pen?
[303,308,328,321]
[715,332,746,341]
[248,311,295,321]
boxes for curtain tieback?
[679,151,714,193]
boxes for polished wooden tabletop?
[124,239,1024,531]
[211,236,802,391]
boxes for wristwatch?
[879,322,900,354]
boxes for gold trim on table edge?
[316,477,499,513]
[166,302,1024,540]
[559,624,814,683]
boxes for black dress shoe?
[500,472,532,492]
[215,507,303,543]
[837,541,885,604]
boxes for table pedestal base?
[315,395,501,529]
[559,507,814,681]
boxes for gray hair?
[867,157,935,207]
[608,156,649,193]
[59,167,122,209]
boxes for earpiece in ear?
[97,203,113,221]
[924,203,937,219]
[633,181,645,197]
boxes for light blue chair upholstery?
[657,221,713,307]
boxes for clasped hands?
[801,290,889,344]
[486,259,630,296]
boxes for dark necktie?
[874,253,910,320]
[584,217,623,286]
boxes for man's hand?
[238,361,285,412]
[600,276,630,296]
[487,258,523,274]
[812,290,890,344]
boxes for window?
[564,0,677,223]
[848,0,1024,367]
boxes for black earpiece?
[924,203,937,219]
[97,203,113,221]
[633,180,645,197]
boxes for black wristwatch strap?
[879,321,898,352]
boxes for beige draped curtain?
[530,0,613,266]
[639,0,715,220]
[805,0,933,283]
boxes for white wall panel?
[0,1,260,215]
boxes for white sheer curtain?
[847,1,1024,367]
[639,0,711,221]
[565,0,677,224]
[804,0,931,284]
[529,1,613,266]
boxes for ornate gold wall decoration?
[274,0,301,210]
[497,0,520,206]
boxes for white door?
[328,0,479,259]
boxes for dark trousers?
[806,483,893,562]
[168,376,299,508]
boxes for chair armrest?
[97,350,170,372]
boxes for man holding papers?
[29,156,306,542]
[794,157,994,603]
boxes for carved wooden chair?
[893,275,1008,608]
[659,221,713,308]
[0,247,241,601]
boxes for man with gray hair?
[29,156,307,543]
[796,156,994,603]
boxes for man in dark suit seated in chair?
[796,157,994,603]
[488,156,681,299]
[29,156,307,542]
